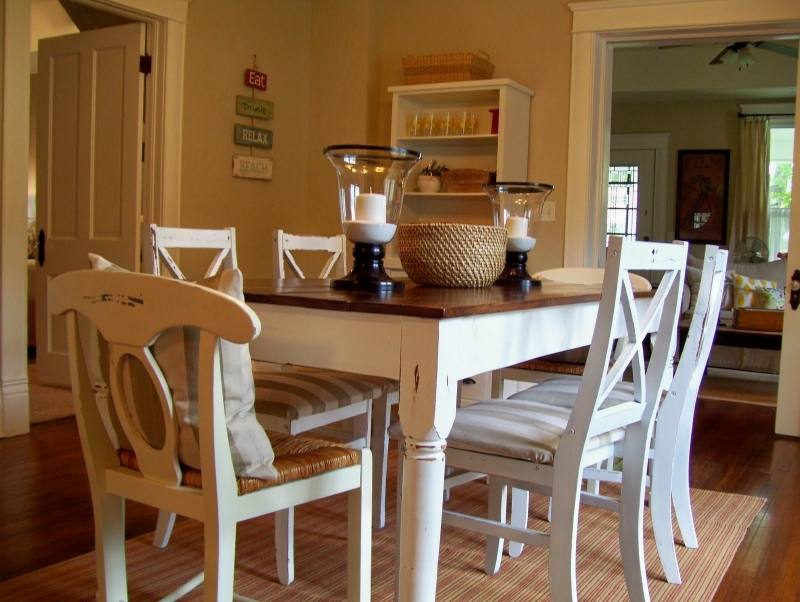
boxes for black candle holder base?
[332,242,404,293]
[494,250,541,288]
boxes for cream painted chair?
[144,225,394,584]
[51,269,371,601]
[273,229,347,279]
[272,229,400,532]
[492,267,653,395]
[508,245,728,584]
[396,237,687,601]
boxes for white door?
[776,108,800,437]
[35,23,145,386]
[608,149,655,242]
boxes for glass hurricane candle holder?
[485,181,554,288]
[323,144,421,293]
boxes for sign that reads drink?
[244,68,267,91]
[234,124,273,149]
[236,95,273,120]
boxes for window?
[607,165,639,243]
[767,123,794,258]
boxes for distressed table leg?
[398,435,447,601]
[397,320,458,601]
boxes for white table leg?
[398,435,447,601]
[396,320,458,601]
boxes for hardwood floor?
[0,417,158,581]
[0,399,798,599]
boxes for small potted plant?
[417,160,448,193]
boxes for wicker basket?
[397,223,506,288]
[401,51,494,85]
[441,169,492,193]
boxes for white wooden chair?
[273,229,347,279]
[144,224,238,279]
[50,269,371,601]
[491,267,653,396]
[147,226,395,551]
[396,237,686,601]
[508,245,728,584]
[271,229,400,532]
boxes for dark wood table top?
[244,278,608,320]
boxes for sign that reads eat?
[245,68,267,91]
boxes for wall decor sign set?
[232,59,274,180]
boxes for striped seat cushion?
[118,431,361,495]
[252,366,398,420]
[509,379,635,409]
[448,397,625,465]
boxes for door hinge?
[139,55,152,75]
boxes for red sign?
[245,69,267,91]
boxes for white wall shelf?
[389,78,532,218]
[396,134,498,146]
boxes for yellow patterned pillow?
[732,273,779,309]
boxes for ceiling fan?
[709,41,798,69]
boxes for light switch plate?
[540,200,556,222]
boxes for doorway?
[0,0,187,437]
[563,0,800,436]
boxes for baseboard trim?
[1,376,30,437]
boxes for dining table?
[243,277,641,601]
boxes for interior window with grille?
[607,165,639,243]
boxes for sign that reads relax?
[234,123,273,149]
[236,95,273,120]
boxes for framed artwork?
[675,149,730,244]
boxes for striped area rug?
[0,478,762,601]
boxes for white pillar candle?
[506,216,529,238]
[355,193,387,223]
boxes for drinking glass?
[406,112,421,136]
[420,111,435,136]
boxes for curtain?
[729,116,769,253]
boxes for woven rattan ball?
[397,223,506,288]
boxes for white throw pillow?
[88,253,277,479]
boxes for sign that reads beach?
[236,96,273,120]
[234,124,273,149]
[233,155,273,180]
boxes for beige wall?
[305,0,382,240]
[179,0,575,277]
[180,0,313,279]
[610,99,767,247]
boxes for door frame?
[564,0,800,268]
[563,0,800,436]
[0,0,188,437]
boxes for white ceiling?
[613,40,798,102]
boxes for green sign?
[234,124,273,149]
[236,95,274,120]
